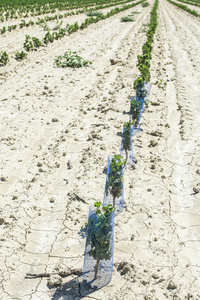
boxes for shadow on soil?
[50,276,97,299]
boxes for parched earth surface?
[0,0,200,299]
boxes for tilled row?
[81,0,158,291]
[0,0,145,66]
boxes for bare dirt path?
[0,0,200,299]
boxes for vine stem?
[94,258,100,280]
[125,149,128,164]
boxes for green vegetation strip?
[0,0,141,34]
[189,0,200,3]
[25,1,145,51]
[0,0,122,8]
[167,0,200,17]
[0,0,145,64]
[0,0,138,21]
[175,0,200,7]
[134,0,158,96]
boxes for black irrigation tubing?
[167,0,200,17]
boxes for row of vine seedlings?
[0,0,137,22]
[81,0,159,291]
[0,0,146,65]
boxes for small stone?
[63,152,66,156]
[117,261,133,275]
[52,118,59,122]
[193,187,199,194]
[37,162,43,167]
[150,140,158,147]
[151,164,156,170]
[1,176,7,182]
[44,86,49,90]
[150,130,162,137]
[100,145,106,150]
[167,280,177,290]
[144,295,152,300]
[0,218,5,225]
[50,197,56,203]
[147,188,152,192]
[152,273,159,279]
[141,279,148,285]
[151,102,160,106]
[10,214,16,219]
[131,234,135,241]
[48,275,62,287]
[67,160,73,169]
[12,195,18,200]
[122,265,131,274]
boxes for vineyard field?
[0,0,200,299]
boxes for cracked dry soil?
[0,0,200,299]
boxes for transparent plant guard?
[82,206,114,289]
[129,97,145,131]
[142,82,152,112]
[103,156,124,216]
[144,82,152,99]
[120,124,134,167]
